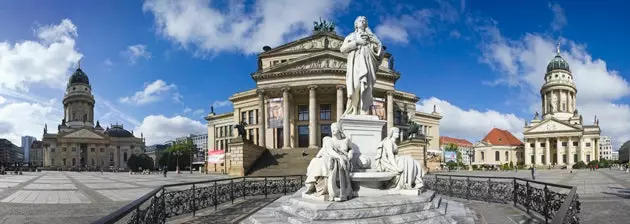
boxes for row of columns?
[542,89,575,114]
[524,136,599,166]
[254,86,397,149]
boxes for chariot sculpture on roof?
[313,17,335,32]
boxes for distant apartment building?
[439,136,473,165]
[599,136,613,160]
[0,139,24,165]
[29,141,44,167]
[145,144,168,168]
[612,151,619,161]
[21,136,36,162]
[175,133,209,166]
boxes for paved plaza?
[0,171,227,224]
[437,169,630,224]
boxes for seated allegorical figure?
[303,123,353,201]
[373,127,424,190]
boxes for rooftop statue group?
[303,16,423,202]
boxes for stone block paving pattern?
[439,169,630,224]
[0,171,228,224]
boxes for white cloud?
[417,97,525,142]
[548,2,567,31]
[0,96,6,105]
[374,1,459,44]
[123,44,152,64]
[142,0,350,55]
[0,102,62,146]
[192,109,204,116]
[0,19,82,91]
[119,80,178,105]
[476,19,630,147]
[134,115,206,145]
[211,100,232,108]
[104,58,113,66]
[183,107,192,113]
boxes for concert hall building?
[205,29,442,158]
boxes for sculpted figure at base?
[304,123,353,201]
[374,127,424,189]
[340,16,385,116]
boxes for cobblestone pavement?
[437,169,630,224]
[0,171,227,224]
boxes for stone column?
[579,138,584,162]
[282,87,291,149]
[556,138,562,165]
[594,138,599,161]
[257,90,266,148]
[308,85,318,149]
[543,94,548,114]
[568,137,574,165]
[387,91,394,130]
[524,138,531,165]
[534,138,539,165]
[336,85,345,121]
[545,138,551,165]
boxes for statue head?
[354,16,368,31]
[331,122,343,138]
[388,127,400,139]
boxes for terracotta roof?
[439,136,473,147]
[481,128,523,146]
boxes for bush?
[126,154,155,172]
[472,165,479,170]
[573,161,587,169]
[509,161,514,169]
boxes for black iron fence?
[92,175,304,224]
[423,174,580,224]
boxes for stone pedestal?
[338,115,386,162]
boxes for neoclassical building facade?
[523,48,601,167]
[206,30,442,155]
[41,65,146,170]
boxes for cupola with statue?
[63,60,96,128]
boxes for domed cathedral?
[205,21,442,169]
[523,45,601,168]
[41,63,146,170]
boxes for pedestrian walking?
[531,166,536,180]
[163,167,168,178]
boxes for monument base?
[338,115,386,164]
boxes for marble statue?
[374,127,424,190]
[304,123,353,201]
[340,16,385,116]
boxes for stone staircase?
[242,188,479,224]
[247,148,319,176]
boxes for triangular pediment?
[62,129,106,139]
[473,141,491,148]
[525,118,580,133]
[260,32,345,56]
[263,51,348,73]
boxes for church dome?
[68,68,90,85]
[104,125,134,138]
[546,54,570,73]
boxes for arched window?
[481,152,485,160]
[505,151,509,161]
[91,158,95,166]
[63,158,67,166]
[72,158,76,166]
[495,151,500,161]
[83,114,87,122]
[109,152,114,161]
[123,152,128,162]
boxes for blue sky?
[0,0,629,147]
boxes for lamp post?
[173,151,182,174]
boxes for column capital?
[281,87,291,92]
[386,91,395,96]
[256,89,265,96]
[336,85,345,90]
[307,85,318,90]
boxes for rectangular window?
[255,109,259,124]
[298,105,309,121]
[298,125,309,148]
[530,143,535,148]
[229,125,233,136]
[241,112,247,123]
[394,110,403,125]
[531,155,535,164]
[586,142,591,147]
[51,159,55,165]
[561,142,567,147]
[320,124,331,142]
[586,154,591,162]
[249,110,254,124]
[51,148,56,152]
[573,142,578,146]
[540,143,546,148]
[562,154,567,163]
[573,154,578,162]
[91,148,95,152]
[320,104,332,121]
[72,148,76,152]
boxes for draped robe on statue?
[374,137,424,190]
[304,137,353,200]
[340,30,384,115]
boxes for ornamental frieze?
[285,57,347,71]
[280,37,343,53]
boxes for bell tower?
[540,44,578,121]
[62,61,96,129]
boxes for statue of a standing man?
[340,16,385,116]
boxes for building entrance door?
[80,143,88,168]
[276,128,283,149]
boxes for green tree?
[126,153,155,172]
[166,139,196,173]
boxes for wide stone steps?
[242,188,476,224]
[247,148,318,176]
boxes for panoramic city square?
[1,0,630,224]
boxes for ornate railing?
[92,175,304,224]
[423,174,580,224]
